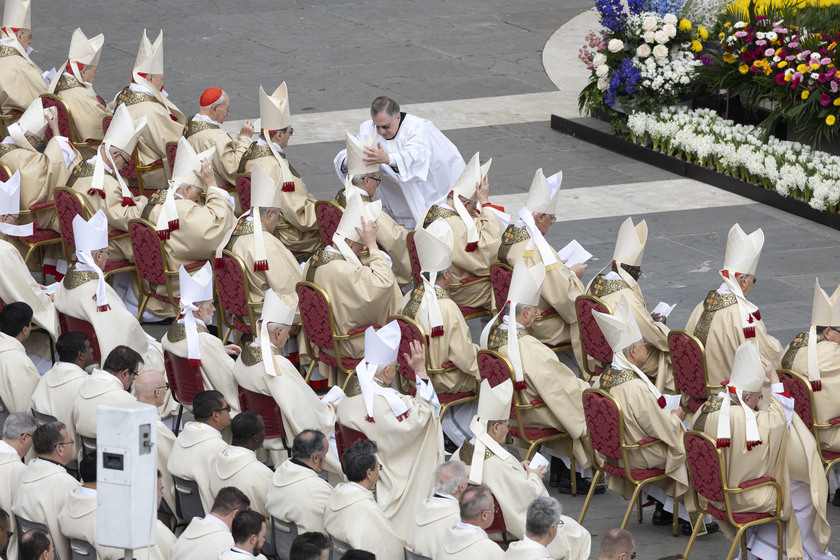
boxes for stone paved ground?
[26,0,840,556]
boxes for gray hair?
[258,206,278,217]
[351,172,376,186]
[2,412,36,440]
[507,303,535,317]
[525,496,562,538]
[434,460,467,495]
[459,485,493,520]
[370,96,399,119]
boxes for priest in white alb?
[334,96,466,229]
[336,321,444,535]
[587,217,674,393]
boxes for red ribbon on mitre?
[168,219,180,232]
[156,228,170,240]
[364,415,376,423]
[743,326,756,339]
[430,326,444,338]
[281,182,295,192]
[253,260,269,272]
[657,395,666,409]
[396,410,411,422]
[188,359,202,367]
[811,380,822,391]
[122,197,136,207]
[716,438,731,448]
[87,188,106,198]
[514,380,527,391]
[465,241,478,252]
[214,257,224,269]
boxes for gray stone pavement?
[23,0,840,557]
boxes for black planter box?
[550,114,840,231]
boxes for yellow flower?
[719,32,725,39]
[739,64,749,74]
[723,52,736,63]
[784,73,792,82]
[834,98,840,106]
[778,60,787,68]
[802,90,810,100]
[691,39,703,52]
[724,22,731,28]
[828,115,836,126]
[698,26,709,40]
[797,63,808,73]
[810,62,820,70]
[679,19,692,31]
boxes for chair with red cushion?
[213,250,261,343]
[54,187,134,280]
[165,141,178,177]
[575,295,614,380]
[478,349,575,492]
[578,388,678,534]
[40,93,101,151]
[237,386,291,451]
[389,314,477,421]
[777,368,840,476]
[132,147,164,195]
[406,231,423,286]
[0,107,22,138]
[164,350,206,435]
[668,330,721,413]
[128,218,205,320]
[682,431,783,559]
[58,312,102,365]
[334,422,368,462]
[452,275,492,321]
[315,200,343,249]
[296,281,373,391]
[490,262,512,314]
[236,173,251,212]
[486,493,511,546]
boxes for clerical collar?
[78,486,97,497]
[717,282,733,294]
[255,137,284,153]
[385,112,407,140]
[203,513,229,529]
[2,137,14,145]
[129,82,170,99]
[193,114,222,126]
[433,492,458,502]
[231,547,254,557]
[34,457,65,468]
[177,316,208,328]
[349,481,371,493]
[455,521,485,533]
[604,271,622,280]
[0,440,18,456]
[0,37,32,54]
[325,245,341,255]
[499,316,525,331]
[291,457,316,472]
[86,156,114,174]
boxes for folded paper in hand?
[529,452,550,472]
[558,240,592,267]
[322,385,346,405]
[652,301,676,318]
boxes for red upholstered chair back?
[102,116,112,134]
[490,263,513,316]
[296,282,335,350]
[668,330,709,402]
[392,316,424,392]
[684,431,726,502]
[120,150,137,181]
[55,187,84,250]
[478,349,516,418]
[334,422,368,461]
[236,175,251,212]
[0,296,4,312]
[406,232,422,286]
[166,142,178,174]
[778,369,814,431]
[164,350,205,407]
[129,220,167,285]
[582,389,623,460]
[485,494,507,536]
[0,165,7,181]
[216,252,251,318]
[58,313,101,365]
[315,200,343,248]
[238,387,287,440]
[40,95,73,141]
[575,295,614,366]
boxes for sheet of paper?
[663,394,682,412]
[557,239,593,267]
[41,282,59,295]
[322,385,346,405]
[529,452,550,471]
[652,301,677,318]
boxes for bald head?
[135,370,167,407]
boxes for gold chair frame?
[682,430,783,560]
[214,249,261,343]
[668,329,724,401]
[575,294,614,380]
[578,387,678,535]
[127,218,188,320]
[39,93,100,153]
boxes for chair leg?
[577,466,602,525]
[303,359,316,383]
[173,405,183,436]
[637,491,643,523]
[682,513,704,559]
[672,493,679,537]
[725,527,746,560]
[621,484,645,529]
[136,293,150,321]
[570,447,577,497]
[524,442,538,462]
[776,520,783,560]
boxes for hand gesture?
[195,158,217,188]
[355,216,379,249]
[362,142,390,166]
[239,120,255,138]
[224,344,242,357]
[760,355,778,383]
[476,179,490,205]
[404,339,428,380]
[570,263,587,280]
[651,312,667,325]
[45,106,59,135]
[522,460,547,478]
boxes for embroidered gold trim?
[694,291,738,345]
[0,143,20,158]
[0,45,21,58]
[166,321,210,343]
[487,325,529,350]
[422,205,458,228]
[345,376,362,397]
[140,189,168,220]
[66,160,96,188]
[590,274,630,298]
[237,142,273,174]
[334,189,371,209]
[598,366,638,391]
[183,118,220,138]
[458,440,493,466]
[62,269,100,290]
[781,332,808,369]
[305,249,345,282]
[53,74,85,94]
[498,225,530,264]
[693,395,723,433]
[240,343,282,367]
[114,86,161,109]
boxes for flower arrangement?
[694,0,840,144]
[579,0,708,131]
[628,106,840,211]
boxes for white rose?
[663,23,677,37]
[654,30,669,43]
[597,77,609,91]
[653,44,669,59]
[643,30,656,43]
[608,38,624,52]
[642,16,658,30]
[596,64,609,77]
[663,13,678,24]
[592,53,607,66]
[636,44,652,58]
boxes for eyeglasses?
[157,383,170,391]
[366,176,382,186]
[214,405,232,414]
[630,553,636,559]
[284,127,294,135]
[556,519,565,528]
[375,119,396,131]
[829,327,840,334]
[57,440,75,448]
[378,463,384,470]
[128,370,139,378]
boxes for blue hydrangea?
[596,0,626,33]
[606,57,641,106]
[642,0,685,16]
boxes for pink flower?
[765,48,775,56]
[756,39,767,46]
[775,73,787,84]
[789,41,799,48]
[735,31,747,37]
[831,81,839,93]
[820,93,831,106]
